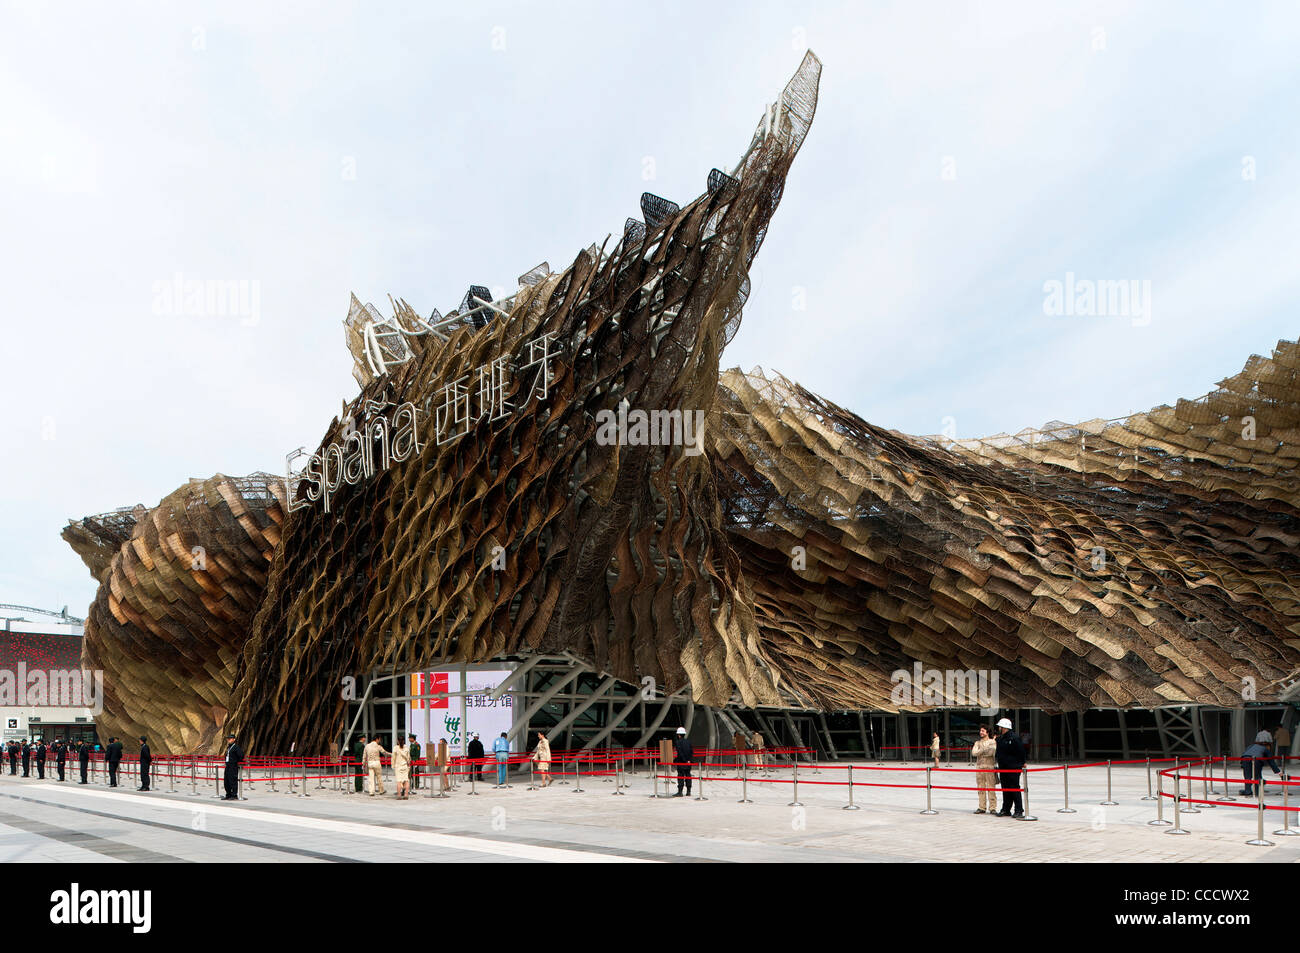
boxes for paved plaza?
[1,759,1297,863]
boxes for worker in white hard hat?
[672,727,694,797]
[994,717,1027,817]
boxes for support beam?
[634,690,685,748]
[513,664,586,733]
[581,690,643,751]
[545,675,617,744]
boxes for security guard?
[408,734,421,790]
[994,717,1027,817]
[106,736,123,786]
[35,739,46,779]
[222,732,244,800]
[78,740,91,783]
[672,727,694,797]
[352,734,367,792]
[20,739,31,777]
[55,738,67,781]
[137,736,152,791]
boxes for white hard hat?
[997,718,1013,730]
[675,727,687,735]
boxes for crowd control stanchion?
[919,766,937,815]
[694,758,708,801]
[788,759,803,808]
[1246,780,1274,847]
[298,757,310,798]
[572,756,585,793]
[270,763,277,793]
[211,761,222,798]
[1148,766,1171,826]
[1018,767,1038,821]
[1273,778,1296,836]
[1199,768,1216,808]
[168,759,176,793]
[649,757,660,799]
[1057,764,1076,813]
[1181,763,1200,813]
[1166,765,1190,835]
[527,760,538,791]
[1217,756,1237,802]
[842,764,860,810]
[738,760,752,804]
[1141,758,1156,801]
[1100,759,1118,805]
[612,758,625,796]
[189,762,198,795]
[239,763,249,800]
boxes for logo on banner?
[410,672,450,709]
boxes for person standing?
[1275,723,1292,769]
[352,735,367,793]
[467,733,485,781]
[55,739,67,781]
[35,739,46,779]
[931,731,941,768]
[531,731,552,787]
[408,734,421,790]
[493,732,510,787]
[994,718,1027,817]
[106,737,122,786]
[363,735,388,796]
[392,737,411,799]
[7,740,17,775]
[223,733,244,800]
[78,740,91,784]
[672,727,694,797]
[137,736,152,791]
[971,725,998,814]
[752,731,766,773]
[20,739,31,777]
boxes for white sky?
[2,0,1298,616]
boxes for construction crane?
[0,604,85,630]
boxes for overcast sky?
[3,0,1297,618]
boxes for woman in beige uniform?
[970,725,997,814]
[392,737,411,799]
[531,731,552,787]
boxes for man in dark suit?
[78,740,91,783]
[55,739,67,781]
[106,736,123,787]
[6,740,16,774]
[35,739,46,779]
[352,734,366,793]
[222,733,244,800]
[408,734,421,790]
[20,740,30,777]
[137,736,152,791]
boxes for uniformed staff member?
[223,732,244,800]
[994,717,1027,817]
[408,734,421,790]
[467,733,485,781]
[137,736,152,791]
[78,740,91,784]
[6,740,16,774]
[672,727,694,797]
[20,739,31,777]
[35,739,46,779]
[55,738,68,781]
[106,736,123,787]
[970,725,997,814]
[363,735,388,795]
[352,734,367,793]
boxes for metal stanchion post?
[1200,766,1215,808]
[694,756,708,801]
[1217,755,1237,802]
[1100,759,1118,805]
[842,763,860,810]
[270,762,277,793]
[189,762,198,795]
[920,766,937,815]
[1141,757,1156,800]
[1273,776,1296,836]
[1181,761,1200,813]
[612,757,626,796]
[168,758,176,793]
[298,756,310,798]
[317,758,325,789]
[1058,764,1076,813]
[527,760,537,791]
[211,761,222,798]
[1148,766,1171,826]
[1246,777,1274,847]
[239,763,249,801]
[649,756,660,799]
[573,755,585,793]
[737,759,752,804]
[788,758,803,808]
[1019,767,1038,821]
[1166,765,1190,835]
